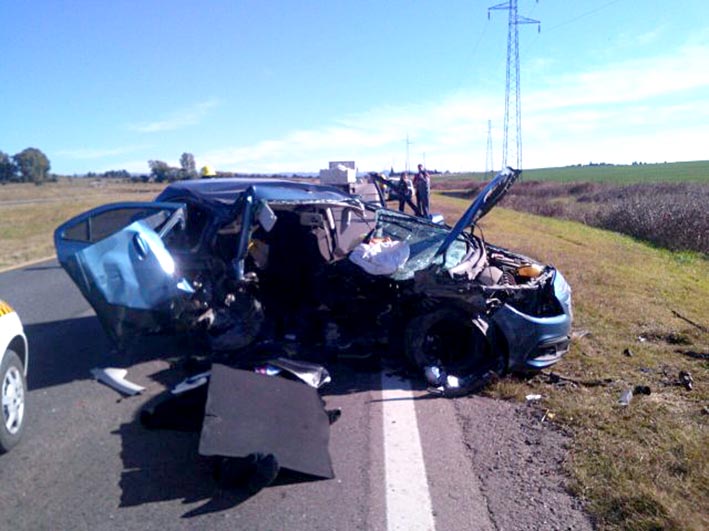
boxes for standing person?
[413,163,430,218]
[397,171,416,213]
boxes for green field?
[441,160,709,183]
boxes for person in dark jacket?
[413,164,430,218]
[397,172,415,213]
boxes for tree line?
[0,147,52,184]
[0,148,200,184]
[147,152,198,182]
[1,147,302,184]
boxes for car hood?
[436,167,521,256]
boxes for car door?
[54,202,190,345]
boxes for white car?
[0,299,28,453]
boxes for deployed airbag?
[349,239,410,275]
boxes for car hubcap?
[2,366,24,434]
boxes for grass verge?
[434,192,708,531]
[0,179,164,268]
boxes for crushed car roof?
[157,178,361,206]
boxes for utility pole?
[405,133,414,173]
[488,0,540,171]
[485,119,494,180]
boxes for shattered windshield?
[373,210,470,280]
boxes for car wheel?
[404,309,503,376]
[0,349,26,453]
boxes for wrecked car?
[54,168,572,381]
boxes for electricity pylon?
[488,0,540,171]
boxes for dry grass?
[434,192,708,531]
[0,179,164,269]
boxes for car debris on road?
[140,359,337,494]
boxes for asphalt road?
[0,260,592,531]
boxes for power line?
[546,0,624,32]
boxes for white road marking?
[381,373,436,531]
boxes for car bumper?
[491,270,573,372]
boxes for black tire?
[0,349,26,453]
[404,309,504,376]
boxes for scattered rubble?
[679,371,694,391]
[633,385,651,396]
[541,370,612,388]
[676,349,709,361]
[618,388,633,407]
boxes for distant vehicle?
[0,299,28,453]
[53,169,572,386]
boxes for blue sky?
[2,1,707,175]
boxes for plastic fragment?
[618,388,633,406]
[172,371,211,394]
[254,365,282,377]
[424,365,444,386]
[526,394,542,402]
[428,370,498,398]
[571,329,590,340]
[90,367,145,396]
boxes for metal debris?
[543,371,612,388]
[671,309,708,333]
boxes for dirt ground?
[455,395,594,531]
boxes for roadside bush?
[500,194,569,218]
[593,191,708,254]
[450,179,709,255]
